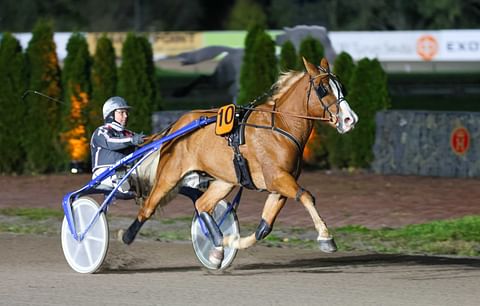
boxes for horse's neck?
[274,75,314,147]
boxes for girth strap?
[227,102,305,189]
[228,108,257,190]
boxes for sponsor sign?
[9,29,480,62]
[87,32,202,59]
[416,35,438,61]
[87,32,127,58]
[330,30,480,62]
[150,32,202,57]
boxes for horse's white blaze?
[337,100,358,133]
[329,79,358,134]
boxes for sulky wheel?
[191,200,239,270]
[61,197,109,274]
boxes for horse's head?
[303,57,358,134]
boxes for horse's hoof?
[318,237,337,253]
[122,229,135,245]
[209,246,224,268]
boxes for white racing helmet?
[102,96,132,119]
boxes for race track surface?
[1,171,480,305]
[1,233,479,306]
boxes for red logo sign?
[417,35,438,61]
[451,127,470,155]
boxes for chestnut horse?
[123,57,358,268]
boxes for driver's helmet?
[102,96,131,120]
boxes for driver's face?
[114,109,128,126]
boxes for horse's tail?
[133,150,181,211]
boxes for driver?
[90,96,144,192]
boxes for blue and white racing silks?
[90,121,137,172]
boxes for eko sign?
[330,30,480,62]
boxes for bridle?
[238,69,347,123]
[306,67,347,124]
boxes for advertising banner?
[8,29,480,62]
[330,30,480,62]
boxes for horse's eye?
[316,85,328,98]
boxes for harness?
[226,107,258,190]
[229,100,310,190]
[225,69,347,190]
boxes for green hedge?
[24,20,63,173]
[90,35,117,128]
[0,33,27,174]
[118,33,156,133]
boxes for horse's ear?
[302,57,318,76]
[320,58,330,72]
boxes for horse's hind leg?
[122,159,182,245]
[224,193,286,249]
[267,171,337,253]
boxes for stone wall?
[372,110,480,178]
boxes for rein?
[237,106,331,122]
[173,70,345,153]
[189,107,330,121]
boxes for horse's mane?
[269,71,304,104]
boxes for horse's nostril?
[344,117,351,125]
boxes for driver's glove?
[132,133,145,146]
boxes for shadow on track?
[99,253,480,275]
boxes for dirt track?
[1,233,479,306]
[1,171,480,305]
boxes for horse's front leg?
[224,193,286,249]
[195,179,235,267]
[268,171,337,253]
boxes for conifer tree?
[333,52,355,90]
[238,25,277,105]
[237,23,263,105]
[91,35,117,127]
[254,31,278,92]
[279,40,297,72]
[348,58,390,168]
[299,36,326,166]
[138,35,158,111]
[118,33,154,133]
[0,33,27,173]
[325,52,356,168]
[61,32,92,167]
[298,36,324,70]
[24,20,63,173]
